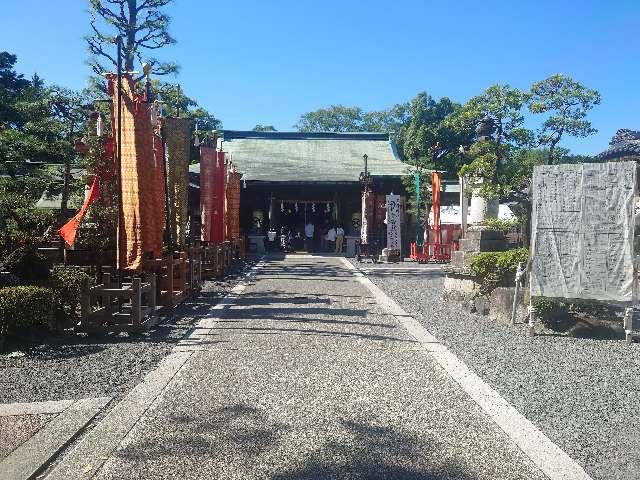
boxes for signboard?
[386,194,401,250]
[531,162,636,302]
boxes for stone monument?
[444,118,507,303]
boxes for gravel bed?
[0,259,256,405]
[354,260,640,480]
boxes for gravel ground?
[0,259,256,404]
[355,260,640,480]
[0,413,55,459]
[88,256,547,480]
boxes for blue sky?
[1,0,638,155]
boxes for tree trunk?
[126,0,138,71]
[60,124,74,222]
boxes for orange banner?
[110,74,164,271]
[58,176,100,248]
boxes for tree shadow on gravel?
[272,419,476,480]
[115,404,475,480]
[117,403,290,462]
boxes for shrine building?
[190,130,411,252]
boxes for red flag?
[58,176,100,248]
[431,172,441,244]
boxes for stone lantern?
[468,117,499,224]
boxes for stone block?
[465,228,505,241]
[450,251,479,270]
[459,238,507,252]
[443,274,479,303]
[489,286,526,325]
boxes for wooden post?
[167,256,175,305]
[132,277,142,329]
[81,277,91,323]
[149,273,157,314]
[102,273,113,317]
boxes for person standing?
[335,225,345,253]
[305,221,315,252]
[326,225,336,253]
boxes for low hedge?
[469,248,529,294]
[0,285,53,332]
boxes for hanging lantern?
[312,203,316,213]
[193,122,200,147]
[96,113,103,137]
[243,178,247,189]
[326,202,330,213]
[281,201,284,212]
[294,202,298,212]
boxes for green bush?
[533,297,573,331]
[483,217,521,233]
[469,247,529,294]
[49,268,92,322]
[0,286,53,332]
[1,247,51,284]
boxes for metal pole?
[511,262,525,325]
[115,35,124,278]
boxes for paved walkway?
[45,256,587,479]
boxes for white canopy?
[429,204,515,224]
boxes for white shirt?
[305,223,314,238]
[336,227,345,237]
[326,228,336,241]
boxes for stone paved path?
[46,256,574,479]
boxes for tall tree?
[252,124,277,132]
[398,93,473,233]
[295,105,364,132]
[528,74,601,164]
[448,84,532,196]
[86,0,177,76]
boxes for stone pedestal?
[247,235,265,254]
[444,226,506,303]
[458,228,506,254]
[379,248,401,263]
[345,236,359,257]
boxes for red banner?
[431,172,442,244]
[200,147,226,243]
[58,176,100,248]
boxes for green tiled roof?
[202,131,409,182]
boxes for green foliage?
[469,248,529,293]
[529,74,601,165]
[0,286,53,331]
[533,297,571,330]
[449,84,533,200]
[0,55,78,172]
[0,247,52,284]
[0,177,56,254]
[252,124,277,132]
[483,217,521,233]
[49,268,92,321]
[295,105,365,132]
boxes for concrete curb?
[0,397,111,480]
[340,257,593,480]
